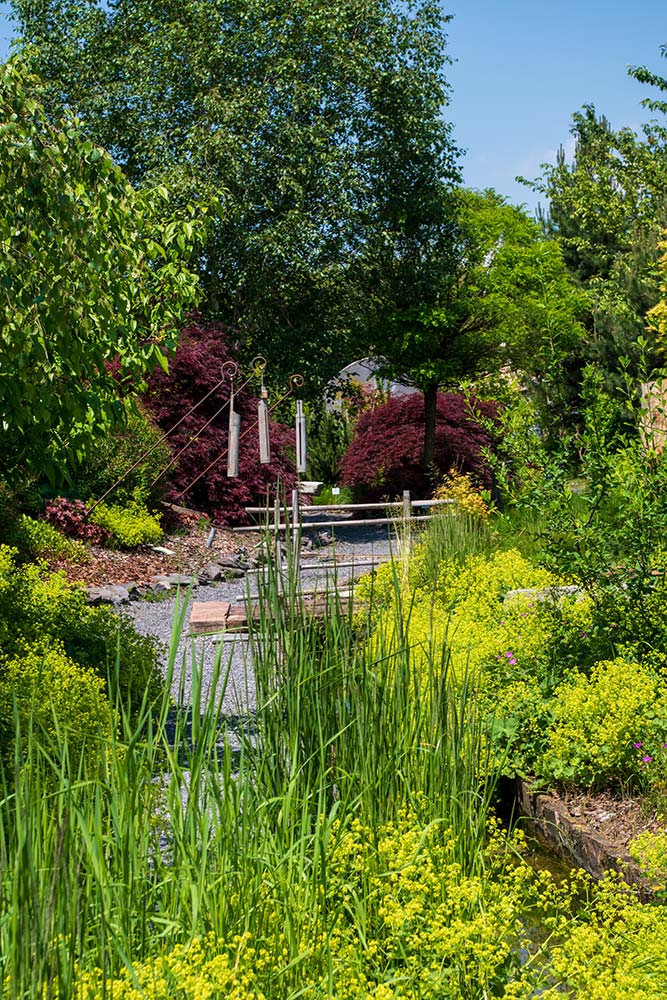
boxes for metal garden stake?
[258,386,271,464]
[295,399,307,474]
[227,371,241,478]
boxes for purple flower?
[642,755,653,764]
[633,742,643,749]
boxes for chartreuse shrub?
[364,548,554,684]
[0,545,163,745]
[538,658,667,790]
[0,641,112,769]
[7,513,89,563]
[88,500,163,548]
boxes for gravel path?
[125,517,407,715]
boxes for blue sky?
[1,1,665,215]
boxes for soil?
[48,505,261,586]
[560,788,663,851]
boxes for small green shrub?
[0,641,112,769]
[0,545,164,727]
[89,501,163,549]
[312,484,357,506]
[539,658,667,789]
[9,514,89,564]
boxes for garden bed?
[47,507,259,587]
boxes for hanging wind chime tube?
[295,399,307,474]
[258,385,271,464]
[226,373,241,478]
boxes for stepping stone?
[189,600,232,634]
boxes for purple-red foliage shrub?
[45,498,111,544]
[143,319,296,525]
[340,392,497,500]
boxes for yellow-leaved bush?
[362,548,554,682]
[0,641,112,768]
[71,810,572,1000]
[89,501,162,549]
[539,658,667,788]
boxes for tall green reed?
[0,521,503,997]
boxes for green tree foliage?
[365,188,585,463]
[0,58,201,482]
[523,50,667,422]
[10,0,460,392]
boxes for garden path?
[125,518,398,715]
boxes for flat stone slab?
[189,592,354,634]
[189,601,232,634]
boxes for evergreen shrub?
[71,402,171,506]
[143,319,296,524]
[340,392,497,500]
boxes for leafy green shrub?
[9,514,89,563]
[89,501,163,549]
[71,402,171,506]
[0,545,164,725]
[539,658,667,789]
[0,641,112,769]
[65,605,164,713]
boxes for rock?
[299,481,324,496]
[87,584,132,606]
[216,554,244,569]
[149,545,176,555]
[504,584,581,605]
[201,562,226,582]
[150,576,173,594]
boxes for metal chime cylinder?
[227,388,241,478]
[258,389,271,464]
[296,399,307,474]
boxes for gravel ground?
[125,516,409,714]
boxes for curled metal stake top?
[288,373,305,392]
[221,360,239,380]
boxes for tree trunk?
[423,382,438,472]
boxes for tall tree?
[0,58,201,482]
[11,0,460,393]
[363,188,585,465]
[523,50,667,421]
